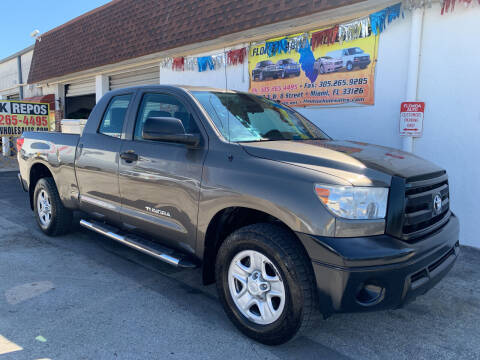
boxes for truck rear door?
[117,88,207,255]
[75,92,134,224]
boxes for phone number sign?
[400,101,424,137]
[0,100,50,137]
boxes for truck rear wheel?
[215,223,317,345]
[34,177,72,236]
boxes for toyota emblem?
[433,194,442,214]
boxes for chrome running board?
[80,219,196,268]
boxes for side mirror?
[142,117,200,147]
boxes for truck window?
[134,93,199,140]
[192,91,329,142]
[98,94,132,138]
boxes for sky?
[0,0,111,59]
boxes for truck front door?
[118,89,207,255]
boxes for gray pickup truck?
[17,85,459,344]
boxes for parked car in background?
[252,60,282,81]
[275,58,301,78]
[313,56,343,74]
[326,47,371,71]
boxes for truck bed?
[18,131,80,208]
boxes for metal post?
[17,55,23,100]
[1,138,8,156]
[0,94,9,156]
[403,6,424,153]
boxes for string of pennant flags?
[159,0,477,73]
[160,48,247,72]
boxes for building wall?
[156,7,478,247]
[0,57,20,97]
[415,4,480,247]
[0,49,42,99]
[301,5,479,247]
[21,51,42,98]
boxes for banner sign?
[249,31,379,107]
[400,101,424,137]
[0,100,51,137]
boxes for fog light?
[356,283,385,306]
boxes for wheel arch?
[28,162,55,210]
[201,206,306,285]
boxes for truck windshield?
[191,91,329,142]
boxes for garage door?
[109,66,159,90]
[65,78,95,97]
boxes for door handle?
[120,151,138,163]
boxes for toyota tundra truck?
[17,85,459,345]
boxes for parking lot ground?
[0,156,18,173]
[0,170,479,360]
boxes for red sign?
[400,101,425,137]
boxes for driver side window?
[134,93,199,140]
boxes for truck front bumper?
[296,214,459,315]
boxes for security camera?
[30,29,40,38]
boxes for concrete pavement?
[0,171,479,360]
[0,156,18,172]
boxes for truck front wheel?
[215,223,317,345]
[34,178,73,236]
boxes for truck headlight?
[315,184,388,220]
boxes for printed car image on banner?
[249,31,379,106]
[0,100,51,137]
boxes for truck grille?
[402,172,450,241]
[356,56,370,61]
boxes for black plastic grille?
[402,172,450,240]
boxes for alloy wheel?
[37,189,52,227]
[228,250,286,325]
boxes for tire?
[360,64,368,69]
[319,65,325,74]
[215,223,317,345]
[259,72,264,81]
[281,71,286,79]
[34,177,73,236]
[346,61,353,71]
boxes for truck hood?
[241,140,443,187]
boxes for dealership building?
[1,0,478,247]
